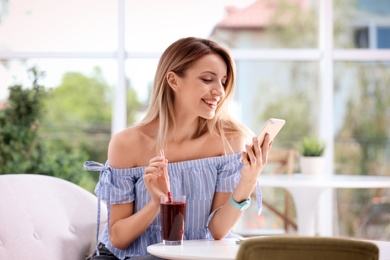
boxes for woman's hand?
[143,155,170,205]
[240,133,273,183]
[208,134,273,239]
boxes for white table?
[147,238,390,260]
[259,174,390,236]
[147,238,239,260]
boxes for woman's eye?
[202,79,212,83]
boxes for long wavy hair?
[138,37,251,153]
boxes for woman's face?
[174,54,227,120]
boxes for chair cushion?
[0,174,107,260]
[236,236,379,260]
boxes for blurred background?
[0,0,389,241]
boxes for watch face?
[241,203,250,211]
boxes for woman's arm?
[109,201,160,250]
[106,129,168,249]
[208,134,272,239]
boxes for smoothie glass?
[160,195,186,245]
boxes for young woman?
[84,37,272,260]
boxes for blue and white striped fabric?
[84,152,262,260]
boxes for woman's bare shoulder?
[226,132,252,153]
[202,130,252,156]
[108,125,152,168]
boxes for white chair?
[0,174,107,260]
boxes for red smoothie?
[160,200,186,244]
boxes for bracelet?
[228,194,251,211]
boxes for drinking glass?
[160,195,186,245]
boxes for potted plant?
[299,136,326,176]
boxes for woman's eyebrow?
[200,71,227,78]
[200,71,216,75]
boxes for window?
[377,27,390,48]
[354,27,369,48]
[353,26,390,49]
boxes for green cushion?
[236,236,379,260]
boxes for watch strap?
[229,194,251,211]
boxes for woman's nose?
[211,82,225,96]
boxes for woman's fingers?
[245,137,261,166]
[143,154,172,204]
[261,134,271,164]
[244,134,274,167]
[245,144,255,164]
[144,165,163,177]
[149,157,167,168]
[252,137,260,156]
[143,174,165,204]
[143,172,157,183]
[149,156,164,163]
[144,156,168,176]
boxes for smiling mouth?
[202,99,218,109]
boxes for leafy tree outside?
[0,67,95,190]
[0,66,142,192]
[42,67,112,166]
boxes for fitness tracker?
[229,194,251,211]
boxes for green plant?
[301,136,326,157]
[0,67,47,173]
[0,67,97,191]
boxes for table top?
[147,238,239,260]
[259,174,390,188]
[147,238,390,260]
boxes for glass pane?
[125,0,318,52]
[236,61,319,145]
[126,59,158,104]
[235,61,318,232]
[378,27,390,49]
[0,0,117,51]
[334,0,390,49]
[334,61,390,240]
[126,59,159,125]
[0,59,116,190]
[334,61,390,176]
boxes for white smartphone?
[257,118,286,145]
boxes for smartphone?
[257,118,286,145]
[241,118,286,162]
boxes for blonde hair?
[139,37,251,152]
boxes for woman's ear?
[166,71,179,91]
